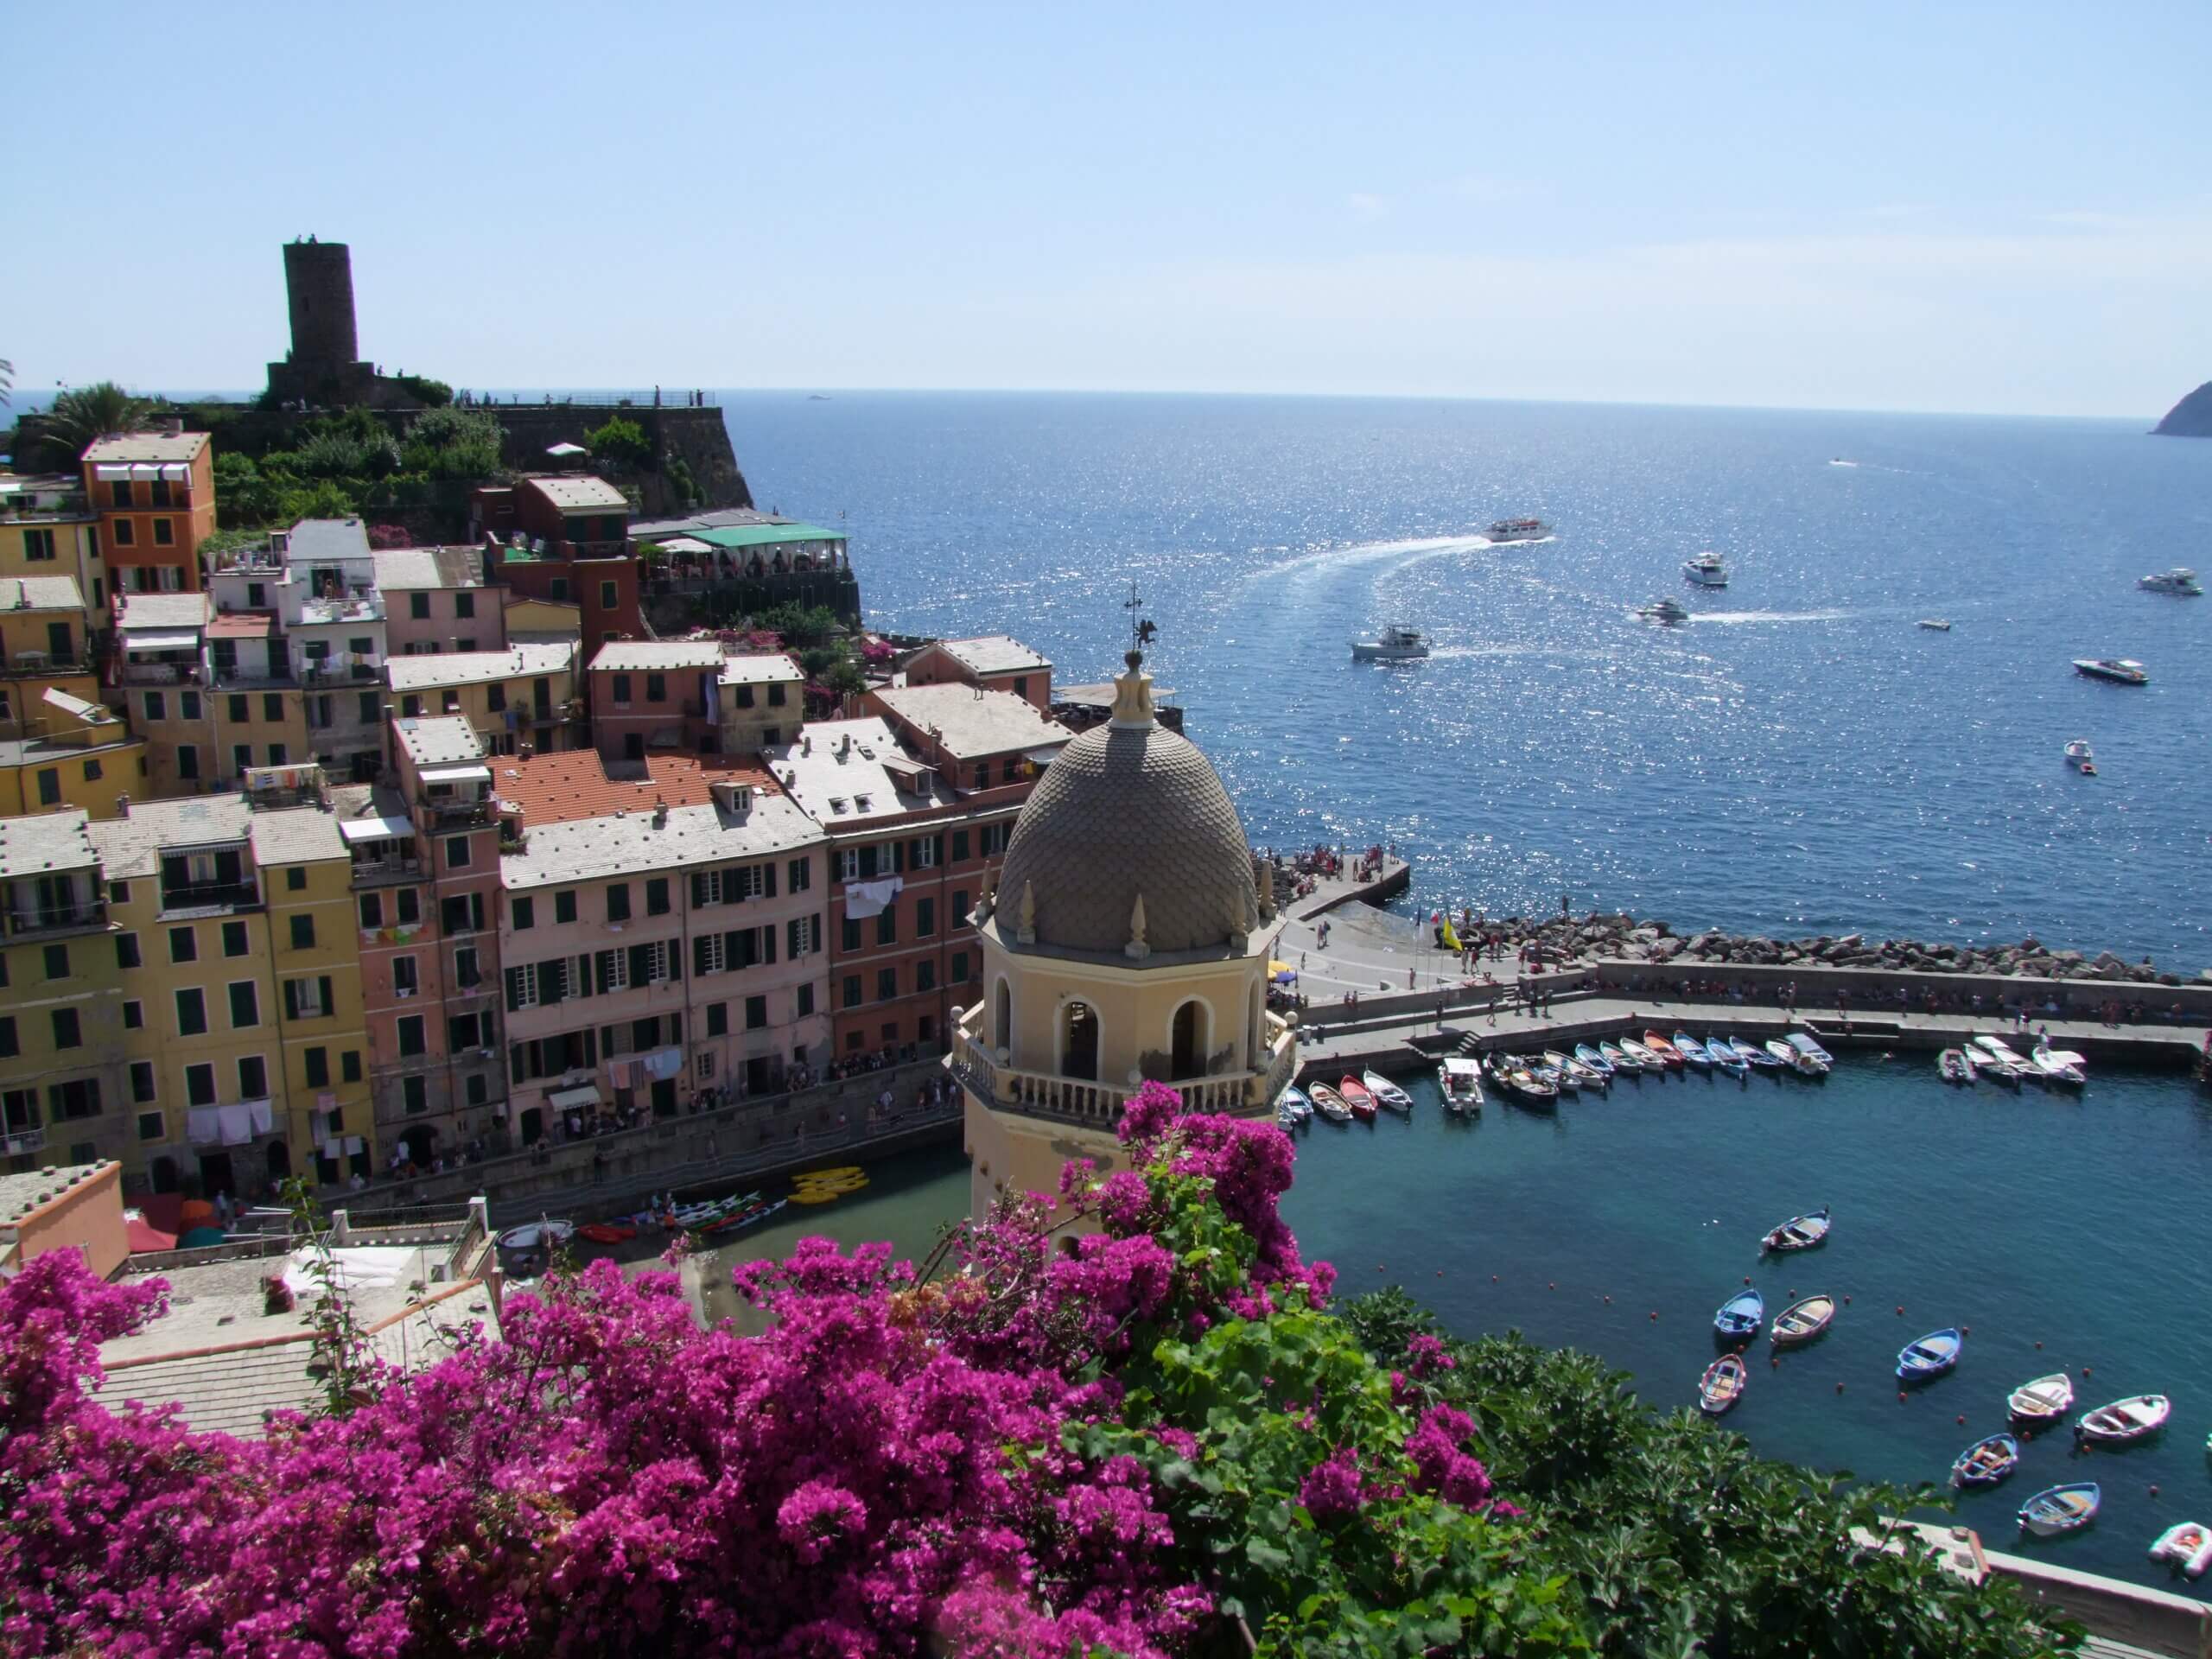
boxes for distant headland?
[2150,379,2212,436]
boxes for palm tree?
[0,358,13,407]
[36,380,157,467]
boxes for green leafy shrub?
[585,415,652,467]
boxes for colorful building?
[0,473,108,613]
[87,796,287,1198]
[81,430,214,597]
[0,575,104,752]
[766,714,1044,1063]
[476,476,640,661]
[498,779,829,1140]
[584,640,802,761]
[0,811,124,1173]
[107,593,214,798]
[386,642,579,758]
[900,634,1054,712]
[345,717,508,1168]
[372,546,500,658]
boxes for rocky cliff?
[2151,380,2212,436]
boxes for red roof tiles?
[492,748,778,828]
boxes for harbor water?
[702,391,2212,1591]
[725,391,2212,969]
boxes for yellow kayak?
[796,1166,861,1183]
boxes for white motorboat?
[496,1219,575,1253]
[1637,597,1690,625]
[2138,567,2203,596]
[1437,1056,1484,1113]
[1487,517,1550,543]
[1971,1035,2038,1081]
[1682,552,1729,588]
[1351,623,1430,663]
[1918,618,1952,632]
[2031,1043,2086,1087]
[2074,658,2148,685]
[1276,1085,1314,1128]
[2063,740,2095,774]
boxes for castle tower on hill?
[949,652,1299,1225]
[264,238,385,407]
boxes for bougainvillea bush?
[0,1084,2070,1657]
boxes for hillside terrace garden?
[0,1083,2073,1657]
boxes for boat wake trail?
[1258,534,1494,583]
[1693,609,1850,626]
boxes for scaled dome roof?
[995,658,1254,957]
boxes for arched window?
[1171,999,1204,1077]
[994,977,1012,1052]
[1061,1000,1099,1082]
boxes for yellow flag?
[1440,918,1462,953]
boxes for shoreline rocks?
[1440,910,2200,988]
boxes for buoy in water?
[1956,1414,1967,1426]
[2082,1366,2093,1376]
[1603,1294,1611,1304]
[1896,1306,1904,1315]
[1962,1325,1971,1337]
[1898,1391,1909,1403]
[2035,1340,2044,1350]
[1835,1382,1845,1394]
[1649,1311,1659,1320]
[1744,1275,1752,1286]
[1548,1281,1556,1291]
[1843,1294,1852,1304]
[2151,1485,2160,1498]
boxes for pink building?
[342,715,508,1166]
[497,779,829,1141]
[899,635,1052,712]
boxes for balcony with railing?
[113,659,201,686]
[3,899,108,938]
[158,879,261,917]
[950,1005,1294,1129]
[423,797,494,829]
[296,593,385,626]
[1,652,93,679]
[350,853,423,887]
[3,1128,45,1158]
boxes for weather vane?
[1123,580,1157,654]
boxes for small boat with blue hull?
[1276,1086,1313,1129]
[1674,1032,1714,1070]
[1713,1287,1765,1342]
[1599,1039,1643,1074]
[1897,1328,1963,1382]
[1770,1294,1836,1347]
[1952,1433,2021,1488]
[2018,1483,2101,1537]
[1574,1042,1615,1079]
[2078,1394,2170,1446]
[1708,1040,1749,1078]
[1619,1038,1664,1071]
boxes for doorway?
[1060,1001,1098,1082]
[1171,1001,1203,1079]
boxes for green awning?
[683,523,846,551]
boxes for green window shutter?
[765,861,778,898]
[694,935,713,976]
[691,872,709,907]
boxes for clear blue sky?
[10,3,2209,416]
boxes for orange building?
[0,1160,127,1280]
[82,429,215,598]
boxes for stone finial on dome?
[1255,860,1274,922]
[1124,891,1150,960]
[1109,649,1156,730]
[974,870,995,923]
[1016,878,1037,944]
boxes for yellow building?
[0,574,104,753]
[950,653,1296,1223]
[0,722,149,819]
[109,593,214,799]
[502,594,583,642]
[88,796,289,1198]
[0,474,107,612]
[0,811,127,1173]
[250,798,376,1185]
[386,641,580,757]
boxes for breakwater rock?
[1459,912,2204,987]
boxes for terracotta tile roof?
[207,612,276,637]
[492,748,778,828]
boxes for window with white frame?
[837,848,860,882]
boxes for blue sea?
[708,392,2212,1591]
[725,391,2212,969]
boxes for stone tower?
[283,238,359,378]
[265,238,378,407]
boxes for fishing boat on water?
[2008,1372,2075,1423]
[2078,1395,2171,1446]
[1731,1036,1781,1070]
[1362,1070,1414,1113]
[1761,1207,1832,1253]
[1335,1077,1378,1122]
[1698,1354,1748,1414]
[1350,623,1431,663]
[1484,1054,1558,1109]
[1764,1038,1801,1070]
[1437,1056,1484,1113]
[1544,1050,1606,1090]
[496,1219,575,1252]
[1939,1047,1976,1084]
[1918,618,1952,631]
[1308,1083,1355,1123]
[2150,1522,2212,1578]
[2139,567,2204,596]
[1786,1031,1834,1066]
[1708,1040,1749,1078]
[1642,1033,1685,1068]
[1770,1294,1836,1347]
[1637,597,1690,625]
[1953,1433,2021,1488]
[1897,1328,1963,1382]
[1526,1054,1574,1093]
[1674,1032,1714,1071]
[2031,1043,2087,1087]
[2063,738,2096,774]
[575,1221,637,1245]
[2018,1484,2101,1537]
[1713,1287,1765,1342]
[1276,1085,1313,1129]
[1599,1039,1642,1073]
[1618,1037,1664,1071]
[1487,517,1550,543]
[1573,1042,1616,1080]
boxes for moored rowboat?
[1770,1294,1835,1347]
[2008,1372,2075,1422]
[2078,1395,2170,1445]
[1308,1083,1355,1123]
[1897,1328,1962,1382]
[1642,1032,1684,1068]
[2018,1483,2101,1536]
[1761,1207,1831,1253]
[1362,1070,1414,1113]
[1337,1076,1377,1122]
[1952,1433,2021,1488]
[1698,1353,1747,1414]
[1713,1287,1765,1341]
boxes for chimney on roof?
[159,416,182,437]
[117,794,130,817]
[652,800,669,829]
